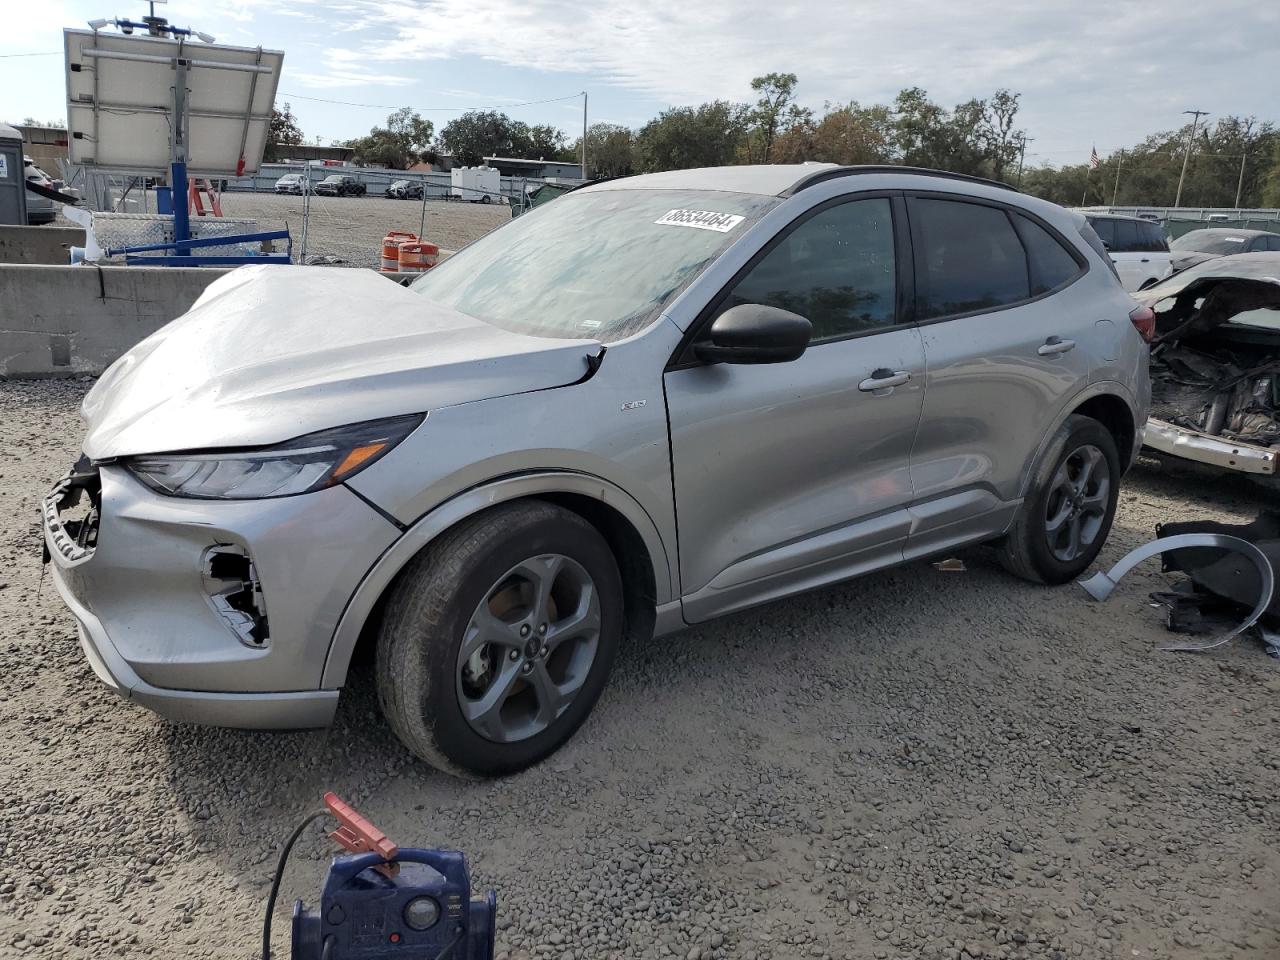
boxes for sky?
[2,0,1277,168]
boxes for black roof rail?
[783,164,1016,197]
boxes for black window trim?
[666,189,915,370]
[905,191,1089,328]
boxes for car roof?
[579,163,1013,198]
[1085,212,1161,224]
[1178,227,1274,238]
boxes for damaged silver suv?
[43,165,1151,776]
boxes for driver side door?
[663,194,927,622]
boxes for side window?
[1138,222,1169,253]
[1266,236,1280,252]
[1089,218,1116,249]
[911,198,1029,320]
[723,197,897,342]
[1012,214,1083,295]
[1111,220,1139,253]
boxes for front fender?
[320,470,674,688]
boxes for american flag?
[1089,146,1100,170]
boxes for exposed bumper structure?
[42,463,400,729]
[1143,417,1278,475]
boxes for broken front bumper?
[42,463,401,729]
[1143,417,1278,475]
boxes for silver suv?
[43,165,1150,776]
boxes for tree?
[980,89,1023,181]
[346,107,434,169]
[743,72,807,163]
[571,123,636,178]
[264,102,303,161]
[772,102,894,165]
[636,101,746,172]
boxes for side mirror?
[694,303,812,365]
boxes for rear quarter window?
[1013,215,1085,295]
[1079,223,1121,279]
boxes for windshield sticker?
[655,209,745,233]
[1223,237,1247,243]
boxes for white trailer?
[450,166,501,203]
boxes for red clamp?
[324,792,399,876]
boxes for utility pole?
[1015,136,1033,188]
[1174,109,1208,208]
[1112,149,1123,206]
[581,91,588,180]
[1235,151,1247,210]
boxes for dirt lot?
[1,379,1278,960]
[214,191,511,268]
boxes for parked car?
[24,157,57,225]
[1084,213,1173,291]
[1139,253,1280,479]
[386,179,425,200]
[274,173,310,195]
[1168,228,1280,273]
[315,174,366,197]
[43,165,1150,776]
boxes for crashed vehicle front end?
[1139,253,1280,476]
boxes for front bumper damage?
[42,462,401,729]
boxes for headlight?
[127,414,424,499]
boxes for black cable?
[263,810,331,960]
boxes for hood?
[1170,250,1219,272]
[82,265,600,459]
[1135,252,1280,342]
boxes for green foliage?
[1025,116,1280,208]
[346,107,435,170]
[635,101,746,172]
[264,103,304,162]
[570,123,636,178]
[439,111,569,166]
[743,72,808,163]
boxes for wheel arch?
[1018,384,1139,499]
[320,471,673,689]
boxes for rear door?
[665,194,926,621]
[905,195,1091,556]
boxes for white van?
[1085,213,1173,291]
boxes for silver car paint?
[44,165,1149,729]
[80,266,599,459]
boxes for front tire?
[997,415,1121,584]
[376,501,623,777]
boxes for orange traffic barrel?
[381,231,417,271]
[398,241,439,273]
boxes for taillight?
[1129,305,1156,343]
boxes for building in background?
[484,156,583,180]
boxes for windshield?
[409,187,777,343]
[1170,232,1251,255]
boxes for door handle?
[858,369,911,392]
[1037,336,1077,356]
[1140,258,1150,263]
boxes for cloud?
[311,0,1277,153]
[288,69,418,88]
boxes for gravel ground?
[1,379,1278,960]
[213,192,511,267]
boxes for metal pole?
[1174,109,1208,208]
[1112,149,1123,206]
[299,164,311,262]
[581,91,588,179]
[1235,151,1247,210]
[171,50,191,257]
[418,175,429,240]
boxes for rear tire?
[376,501,623,777]
[998,415,1121,584]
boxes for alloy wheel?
[455,554,602,743]
[1044,444,1110,563]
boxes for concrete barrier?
[0,225,86,265]
[0,264,230,378]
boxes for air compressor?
[266,793,496,960]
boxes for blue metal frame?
[113,227,293,266]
